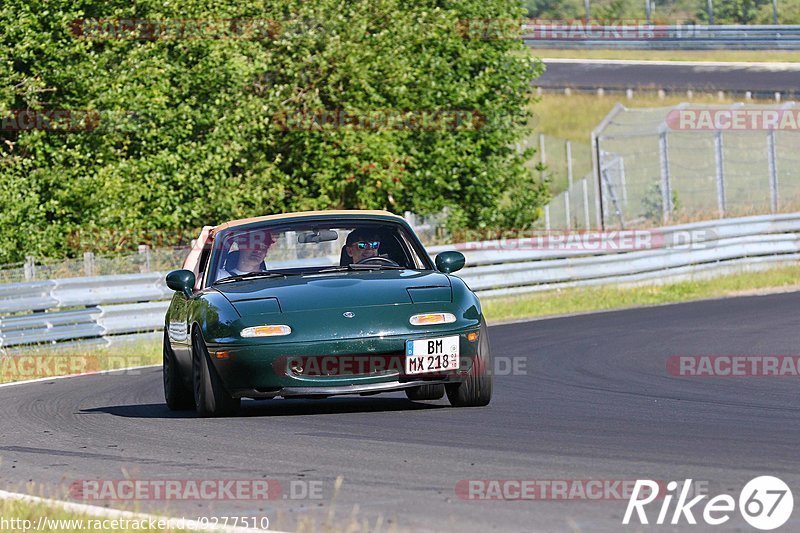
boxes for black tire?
[446,319,492,407]
[163,331,194,410]
[405,384,445,401]
[192,330,240,417]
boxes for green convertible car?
[163,210,492,416]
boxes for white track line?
[0,364,160,389]
[541,57,800,70]
[0,489,286,532]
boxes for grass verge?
[532,49,800,63]
[0,339,161,384]
[1,476,376,532]
[482,264,800,324]
[0,498,189,533]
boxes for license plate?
[405,336,460,375]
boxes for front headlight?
[409,313,456,326]
[241,325,292,337]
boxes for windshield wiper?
[347,264,404,270]
[316,266,351,274]
[316,264,404,273]
[213,271,300,284]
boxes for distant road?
[537,58,800,96]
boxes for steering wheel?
[356,255,400,267]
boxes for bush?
[0,0,546,262]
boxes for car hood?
[213,270,452,313]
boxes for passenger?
[218,229,275,278]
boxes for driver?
[345,228,381,264]
[218,229,275,279]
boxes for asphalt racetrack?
[2,292,799,531]
[537,59,800,96]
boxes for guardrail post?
[768,129,779,213]
[658,129,672,224]
[24,256,35,281]
[714,130,727,217]
[138,245,151,273]
[83,252,95,277]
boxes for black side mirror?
[166,269,196,298]
[435,251,466,274]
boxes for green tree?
[0,0,546,262]
[697,0,771,23]
[524,0,584,19]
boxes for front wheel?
[163,331,194,410]
[446,320,492,407]
[192,331,240,417]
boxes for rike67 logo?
[623,477,793,530]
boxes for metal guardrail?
[1,213,799,350]
[523,24,800,50]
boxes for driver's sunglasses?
[354,241,380,250]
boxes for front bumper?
[207,329,480,399]
[233,378,452,399]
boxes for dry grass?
[531,92,758,143]
[483,264,800,323]
[0,477,393,533]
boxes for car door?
[168,238,212,369]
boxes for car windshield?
[210,220,431,283]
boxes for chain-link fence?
[542,102,800,230]
[0,247,190,284]
[516,133,597,231]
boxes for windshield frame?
[202,216,435,288]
